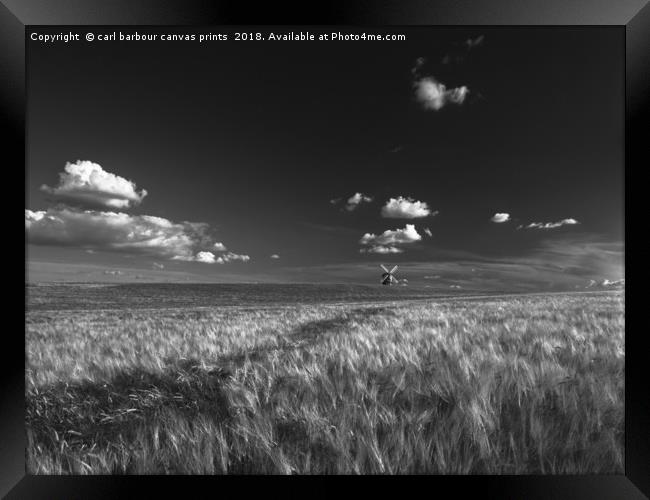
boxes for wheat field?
[26,288,624,474]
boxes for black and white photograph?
[24,26,625,475]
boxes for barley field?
[25,285,624,474]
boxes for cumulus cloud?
[216,252,250,264]
[194,251,217,264]
[345,192,373,211]
[28,162,252,266]
[491,213,511,223]
[518,218,579,230]
[25,207,246,264]
[424,228,433,237]
[40,160,147,209]
[172,250,250,264]
[381,196,436,219]
[26,208,194,258]
[152,262,165,270]
[359,245,404,254]
[330,193,373,211]
[410,55,473,110]
[270,254,280,259]
[413,77,469,111]
[359,224,421,255]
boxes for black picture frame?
[4,0,647,497]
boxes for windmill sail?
[379,264,399,285]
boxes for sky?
[26,27,624,291]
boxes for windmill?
[380,264,399,285]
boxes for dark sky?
[26,27,624,290]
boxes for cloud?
[424,228,433,237]
[586,278,625,289]
[345,192,373,211]
[410,57,471,111]
[602,278,625,287]
[411,57,426,76]
[359,245,404,254]
[194,251,217,264]
[270,254,280,259]
[25,207,238,264]
[414,77,469,111]
[330,193,373,211]
[40,160,147,209]
[152,262,165,270]
[518,218,579,230]
[360,224,422,252]
[173,250,250,265]
[491,213,511,223]
[216,252,250,264]
[381,196,436,219]
[103,270,123,276]
[28,161,252,266]
[464,35,485,49]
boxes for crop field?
[26,285,624,474]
